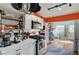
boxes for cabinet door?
[21,50,27,55]
[3,49,16,55]
[28,42,36,55]
[0,50,7,55]
[28,44,32,55]
[21,45,28,55]
[31,43,36,55]
[0,46,16,55]
[15,48,22,55]
[5,51,16,55]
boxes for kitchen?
[0,3,79,55]
[0,3,45,55]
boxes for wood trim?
[33,12,79,22]
[44,12,79,22]
[32,21,41,24]
[32,13,44,19]
[1,16,21,21]
[0,24,18,30]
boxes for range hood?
[0,3,25,15]
[0,3,41,15]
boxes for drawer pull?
[16,49,21,51]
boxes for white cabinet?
[5,51,15,55]
[0,39,36,55]
[21,49,27,55]
[20,43,28,55]
[0,45,15,55]
[21,39,36,55]
[28,42,36,55]
[25,14,32,30]
[15,49,22,55]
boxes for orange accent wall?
[44,13,79,22]
[32,13,44,19]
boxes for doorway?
[45,20,75,55]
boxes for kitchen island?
[0,39,36,55]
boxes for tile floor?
[45,40,74,55]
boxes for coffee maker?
[14,33,20,43]
[1,33,11,47]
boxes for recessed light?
[1,30,4,32]
[28,11,30,13]
[58,7,62,10]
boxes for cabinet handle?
[0,51,2,55]
[16,53,20,55]
[19,53,21,55]
[16,49,21,51]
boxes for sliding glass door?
[51,21,75,40]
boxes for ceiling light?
[1,30,4,32]
[58,7,62,10]
[48,3,67,10]
[69,3,72,7]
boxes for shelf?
[32,21,41,24]
[0,18,19,26]
[1,24,18,26]
[1,16,22,21]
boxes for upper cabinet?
[24,14,44,30]
[1,18,19,26]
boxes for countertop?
[0,38,36,49]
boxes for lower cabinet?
[0,40,36,55]
[20,45,28,55]
[28,42,36,55]
[21,42,36,55]
[5,51,16,55]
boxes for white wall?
[24,14,44,32]
[24,14,32,32]
[45,23,49,48]
[74,20,79,52]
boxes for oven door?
[38,39,46,55]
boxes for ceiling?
[39,3,79,18]
[0,3,24,15]
[0,3,79,18]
